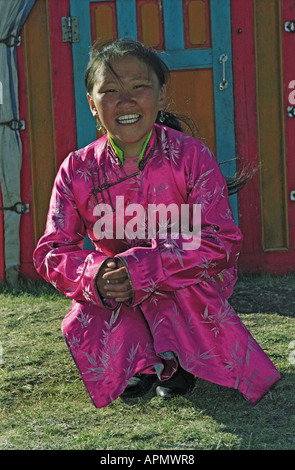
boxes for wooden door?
[15,0,77,279]
[232,0,295,274]
[70,0,239,220]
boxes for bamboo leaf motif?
[201,300,237,337]
[82,309,123,382]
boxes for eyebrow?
[98,75,152,89]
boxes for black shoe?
[156,367,195,399]
[121,374,156,398]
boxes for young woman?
[33,39,280,408]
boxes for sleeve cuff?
[115,243,164,306]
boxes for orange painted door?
[16,0,77,279]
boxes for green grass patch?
[0,278,294,450]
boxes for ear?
[158,84,167,111]
[87,93,98,117]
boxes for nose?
[118,87,135,106]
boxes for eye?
[134,84,149,89]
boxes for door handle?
[219,53,228,90]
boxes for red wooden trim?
[239,251,295,276]
[231,0,295,274]
[282,1,295,251]
[231,0,262,266]
[48,0,77,168]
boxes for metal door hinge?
[61,17,79,43]
[284,21,295,33]
[287,106,295,117]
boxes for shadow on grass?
[121,370,295,450]
[230,273,295,316]
[188,373,295,450]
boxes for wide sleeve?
[115,144,243,306]
[33,154,111,307]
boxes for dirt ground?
[230,275,295,316]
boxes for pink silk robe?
[33,124,280,408]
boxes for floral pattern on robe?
[33,124,280,408]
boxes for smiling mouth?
[116,114,140,125]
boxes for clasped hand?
[96,258,133,303]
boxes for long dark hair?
[85,38,253,193]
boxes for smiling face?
[87,55,166,158]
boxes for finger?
[114,294,132,302]
[102,266,128,281]
[105,291,132,302]
[103,260,117,273]
[106,259,116,267]
[110,285,133,302]
[115,258,125,268]
[104,279,132,294]
[105,287,133,302]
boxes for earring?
[159,110,165,124]
[96,118,102,131]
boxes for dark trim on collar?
[106,127,158,170]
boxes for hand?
[96,258,133,303]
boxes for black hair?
[85,38,169,94]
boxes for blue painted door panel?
[70,0,237,220]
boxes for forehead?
[95,55,157,84]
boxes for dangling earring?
[96,118,102,131]
[159,110,165,124]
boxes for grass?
[0,276,295,451]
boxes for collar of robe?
[107,128,153,169]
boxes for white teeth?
[117,114,140,124]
